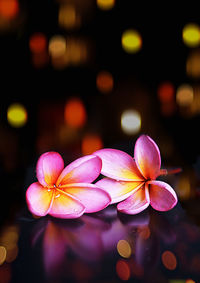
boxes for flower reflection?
[117,206,200,282]
[31,206,149,279]
[28,205,200,282]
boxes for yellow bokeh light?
[97,0,115,10]
[121,109,141,135]
[117,240,131,258]
[182,23,200,47]
[0,246,6,265]
[176,84,194,106]
[122,29,142,53]
[7,103,27,128]
[49,35,66,58]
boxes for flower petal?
[56,155,102,186]
[117,184,150,215]
[49,190,85,219]
[26,182,53,216]
[134,135,161,180]
[148,180,177,211]
[93,149,144,181]
[61,183,111,213]
[96,178,144,204]
[36,152,64,187]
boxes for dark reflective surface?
[4,203,200,283]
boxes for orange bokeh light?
[64,98,87,128]
[81,134,103,155]
[161,250,177,270]
[157,82,175,103]
[0,0,19,19]
[29,33,47,54]
[96,71,114,93]
[116,260,131,281]
[137,226,151,240]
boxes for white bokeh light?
[121,109,141,135]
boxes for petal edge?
[134,135,161,180]
[26,182,53,216]
[57,155,102,185]
[94,148,144,181]
[148,180,178,211]
[36,152,64,186]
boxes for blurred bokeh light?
[116,260,131,281]
[157,81,175,103]
[81,134,103,155]
[176,84,194,107]
[161,250,177,270]
[96,0,115,10]
[58,3,81,30]
[96,70,114,93]
[182,23,200,48]
[64,98,87,128]
[0,246,6,265]
[7,103,27,128]
[0,225,19,266]
[0,0,19,20]
[186,49,200,78]
[29,33,47,54]
[121,109,141,135]
[117,240,132,258]
[137,226,151,240]
[121,29,142,53]
[49,35,66,58]
[177,174,191,200]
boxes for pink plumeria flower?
[95,135,180,215]
[26,152,111,219]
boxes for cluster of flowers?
[26,135,179,219]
